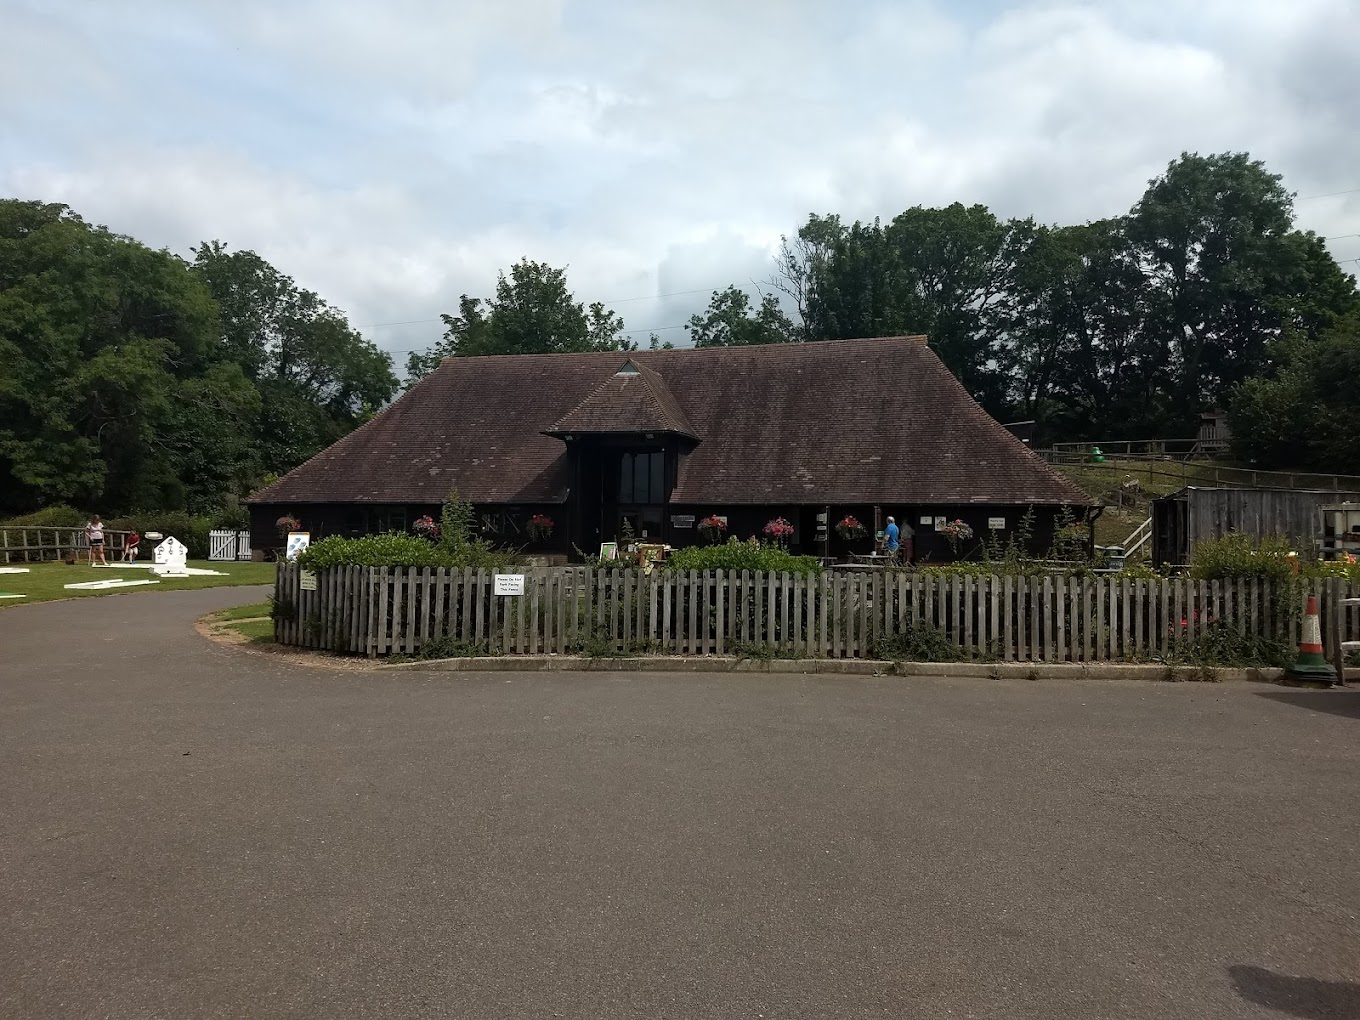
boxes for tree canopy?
[0,200,397,516]
[405,259,635,382]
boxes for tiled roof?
[248,336,1092,507]
[548,359,697,438]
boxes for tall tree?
[1126,151,1358,431]
[0,201,222,513]
[407,260,635,382]
[190,241,398,477]
[1228,315,1360,471]
[686,286,796,347]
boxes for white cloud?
[3,0,1356,364]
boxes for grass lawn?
[0,559,275,607]
[203,601,275,646]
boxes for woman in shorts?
[86,515,107,566]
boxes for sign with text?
[988,517,1006,530]
[494,573,525,597]
[670,515,696,529]
[300,569,318,591]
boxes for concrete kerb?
[380,655,1304,683]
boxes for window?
[618,451,665,504]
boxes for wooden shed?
[1151,486,1360,566]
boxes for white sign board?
[153,536,189,576]
[919,516,933,525]
[988,517,1006,530]
[285,532,311,561]
[494,573,525,597]
[934,516,947,531]
[300,569,318,591]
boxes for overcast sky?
[4,0,1359,364]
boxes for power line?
[1299,187,1360,201]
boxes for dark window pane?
[634,453,648,504]
[619,454,632,503]
[649,452,664,504]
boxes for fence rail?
[274,564,1360,664]
[1,527,133,563]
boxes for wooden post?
[1003,575,1014,662]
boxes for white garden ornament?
[153,536,190,577]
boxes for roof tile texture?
[249,336,1091,507]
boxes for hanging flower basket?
[412,514,440,540]
[941,518,974,553]
[834,515,867,541]
[275,514,301,537]
[763,517,794,546]
[528,513,554,543]
[697,515,727,544]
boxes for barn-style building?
[247,336,1093,561]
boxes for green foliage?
[1190,533,1297,582]
[687,286,797,347]
[417,635,490,660]
[1229,315,1360,471]
[106,511,215,558]
[871,622,963,663]
[664,537,823,576]
[0,504,89,527]
[1168,621,1294,668]
[732,641,780,662]
[406,260,635,380]
[0,201,396,518]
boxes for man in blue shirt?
[885,516,900,563]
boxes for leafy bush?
[296,531,513,571]
[1191,533,1296,582]
[871,622,962,662]
[107,511,215,558]
[665,537,822,575]
[1,504,91,527]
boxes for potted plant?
[763,517,794,548]
[834,515,867,541]
[528,513,554,543]
[412,514,440,540]
[275,514,301,537]
[697,515,727,544]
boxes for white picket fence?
[208,529,253,561]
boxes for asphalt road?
[2,587,1359,1019]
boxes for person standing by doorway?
[86,515,107,566]
[885,516,900,565]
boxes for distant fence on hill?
[1038,455,1360,494]
[273,564,1360,664]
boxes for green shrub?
[1190,533,1296,583]
[296,531,513,571]
[665,537,822,575]
[417,635,490,660]
[107,511,215,558]
[1,504,91,527]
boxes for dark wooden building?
[248,336,1093,561]
[1151,485,1360,566]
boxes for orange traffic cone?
[1284,595,1336,685]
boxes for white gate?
[209,529,254,561]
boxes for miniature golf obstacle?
[63,579,162,591]
[0,567,30,574]
[152,536,190,577]
[1284,594,1337,685]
